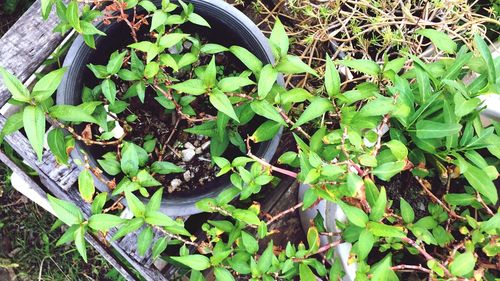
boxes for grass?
[0,164,121,281]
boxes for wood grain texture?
[0,0,66,107]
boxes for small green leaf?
[372,161,405,181]
[217,77,255,92]
[368,222,405,238]
[47,195,83,226]
[369,187,386,221]
[137,170,162,187]
[201,43,228,54]
[144,61,160,79]
[257,242,273,273]
[449,251,476,277]
[78,169,95,202]
[151,161,184,174]
[188,13,210,27]
[47,128,68,164]
[416,29,457,54]
[474,34,496,85]
[250,100,286,125]
[357,228,374,260]
[251,120,281,143]
[107,51,126,75]
[169,79,206,95]
[336,59,380,76]
[159,33,188,48]
[0,67,30,102]
[112,217,144,240]
[88,214,124,231]
[0,111,23,141]
[137,226,154,256]
[49,105,98,124]
[150,10,167,31]
[151,237,168,260]
[233,209,260,225]
[74,226,87,262]
[23,106,45,161]
[32,68,67,101]
[293,97,333,128]
[203,56,217,88]
[275,55,317,76]
[269,19,289,58]
[125,191,146,217]
[415,120,462,139]
[210,89,239,122]
[145,211,178,227]
[229,46,263,74]
[325,55,340,97]
[258,64,278,99]
[66,1,81,32]
[307,226,320,253]
[400,198,415,224]
[171,255,211,271]
[385,140,408,161]
[299,264,317,280]
[241,231,259,254]
[337,200,368,227]
[101,79,117,104]
[463,164,498,204]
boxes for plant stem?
[266,202,303,225]
[401,237,451,277]
[246,138,298,178]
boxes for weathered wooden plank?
[0,0,66,107]
[0,150,138,281]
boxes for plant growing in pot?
[286,34,500,279]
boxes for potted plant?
[292,33,500,279]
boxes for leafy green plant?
[0,0,498,280]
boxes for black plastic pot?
[57,0,282,216]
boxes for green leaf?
[201,43,229,54]
[0,67,30,102]
[280,88,312,104]
[415,120,462,139]
[474,34,496,85]
[91,192,107,215]
[444,193,475,206]
[47,195,83,226]
[88,214,124,231]
[136,169,161,187]
[23,106,45,161]
[101,79,117,104]
[214,267,234,281]
[250,100,286,125]
[372,161,405,181]
[107,51,126,75]
[87,64,108,79]
[137,226,153,256]
[150,10,167,31]
[233,209,260,225]
[241,231,259,254]
[97,157,121,176]
[125,191,146,217]
[293,97,333,128]
[369,187,386,221]
[416,29,457,54]
[47,128,68,164]
[337,201,368,227]
[159,33,188,48]
[145,211,178,227]
[144,61,159,79]
[78,169,95,202]
[151,161,184,174]
[112,217,144,240]
[74,226,87,262]
[210,89,239,122]
[41,0,52,19]
[251,120,281,143]
[120,142,139,176]
[384,140,408,161]
[169,79,206,95]
[307,226,320,253]
[66,1,81,32]
[258,64,278,99]
[203,56,217,88]
[171,255,211,271]
[449,251,476,277]
[258,242,273,273]
[49,105,98,124]
[299,264,317,280]
[0,111,23,141]
[400,198,414,224]
[357,228,374,260]
[229,46,263,74]
[325,55,340,97]
[269,19,289,58]
[275,55,317,76]
[129,41,159,62]
[32,68,67,101]
[336,59,380,76]
[188,13,210,27]
[463,164,498,204]
[217,77,255,92]
[151,237,168,260]
[368,222,405,238]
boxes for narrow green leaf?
[325,55,340,97]
[151,161,184,174]
[150,10,167,31]
[210,89,239,122]
[229,46,263,74]
[169,79,206,95]
[372,161,405,181]
[250,100,286,125]
[32,68,67,101]
[171,255,211,271]
[137,226,153,256]
[257,64,278,99]
[214,267,235,281]
[74,226,87,262]
[107,51,126,75]
[78,169,95,202]
[241,231,259,254]
[416,29,457,54]
[101,79,117,104]
[449,251,476,277]
[400,198,414,224]
[0,67,30,102]
[269,19,289,58]
[463,164,498,204]
[415,120,462,139]
[88,214,124,231]
[23,106,45,161]
[217,77,255,92]
[125,191,146,217]
[336,59,380,76]
[337,200,368,227]
[293,97,333,128]
[66,1,81,32]
[47,195,83,226]
[474,34,496,84]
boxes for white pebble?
[181,149,196,162]
[195,147,203,154]
[184,142,195,149]
[168,178,182,193]
[183,170,192,181]
[201,141,211,150]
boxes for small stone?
[183,170,192,181]
[183,41,193,49]
[195,147,203,154]
[194,140,200,146]
[154,258,168,271]
[184,142,195,149]
[169,178,182,193]
[181,149,196,162]
[201,141,211,150]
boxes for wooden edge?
[0,150,138,281]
